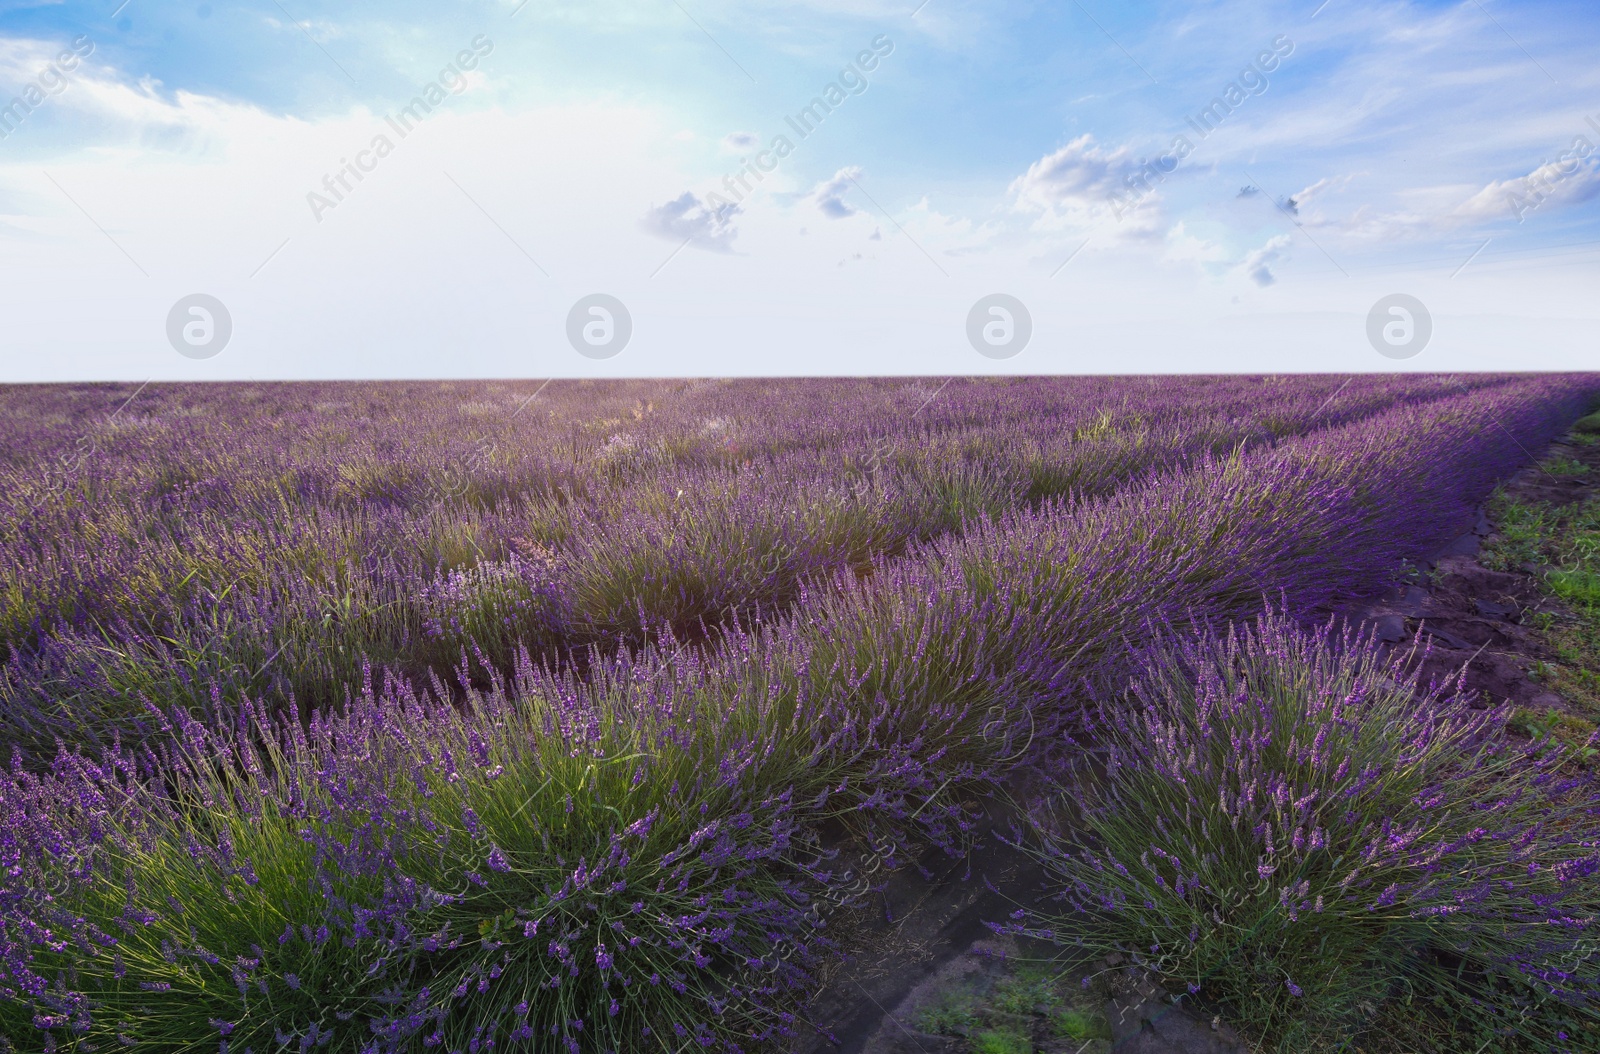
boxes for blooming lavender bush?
[0,658,834,1053]
[1008,611,1600,1051]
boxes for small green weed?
[1545,455,1589,477]
[913,966,1109,1051]
[1050,1007,1112,1041]
[1508,706,1599,762]
[990,968,1063,1016]
[972,1027,1033,1054]
[916,994,980,1036]
[1479,498,1555,572]
[1550,568,1600,607]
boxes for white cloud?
[1161,225,1295,286]
[261,16,348,43]
[1239,234,1292,286]
[1008,134,1171,244]
[1456,154,1600,225]
[0,36,243,156]
[1163,221,1230,269]
[1309,151,1600,243]
[808,166,860,219]
[641,190,742,250]
[1281,175,1354,219]
[1010,134,1138,213]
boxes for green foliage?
[1482,493,1600,717]
[1549,567,1600,607]
[989,970,1057,1016]
[973,1026,1033,1054]
[1049,1007,1110,1041]
[1508,706,1598,762]
[916,994,980,1035]
[912,966,1109,1051]
[1479,497,1559,572]
[1571,411,1600,434]
[1544,455,1589,477]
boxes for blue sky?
[1,0,1597,378]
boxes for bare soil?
[1357,430,1600,723]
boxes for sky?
[0,0,1597,379]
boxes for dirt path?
[785,801,1247,1054]
[1355,429,1600,725]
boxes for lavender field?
[3,376,1600,1054]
